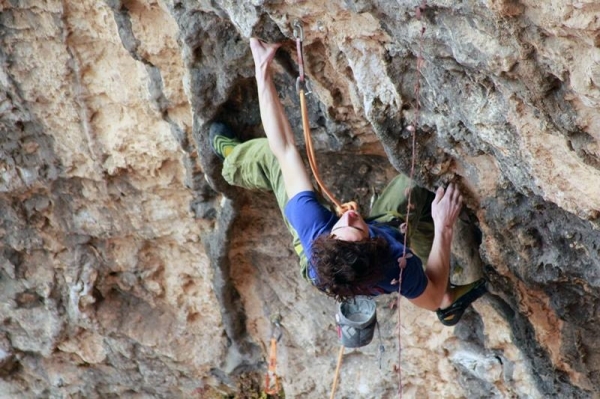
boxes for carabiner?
[293,20,304,41]
[271,316,282,342]
[296,77,313,95]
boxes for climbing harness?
[293,20,358,217]
[263,316,283,396]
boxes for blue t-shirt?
[284,191,428,299]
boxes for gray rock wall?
[0,0,598,398]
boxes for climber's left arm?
[408,184,462,310]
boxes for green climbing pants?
[221,138,436,280]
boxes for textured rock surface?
[1,0,599,398]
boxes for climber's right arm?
[251,38,313,199]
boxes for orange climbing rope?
[293,21,358,217]
[292,6,426,394]
[293,21,356,399]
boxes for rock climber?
[210,38,486,326]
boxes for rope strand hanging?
[397,1,428,398]
[293,21,356,399]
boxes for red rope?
[398,1,427,397]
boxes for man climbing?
[210,38,486,326]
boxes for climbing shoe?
[209,122,240,160]
[436,278,488,326]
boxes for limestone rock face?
[1,1,598,398]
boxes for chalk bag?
[336,296,377,348]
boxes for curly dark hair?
[310,235,390,301]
